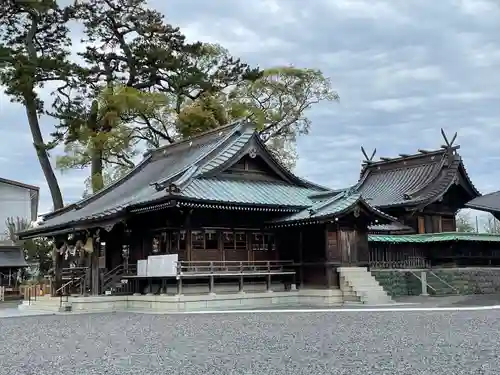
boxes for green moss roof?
[368,232,500,243]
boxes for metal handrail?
[102,264,124,284]
[406,270,437,293]
[101,264,125,293]
[427,271,459,294]
[55,278,81,295]
[56,274,86,309]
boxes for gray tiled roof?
[466,191,500,213]
[22,119,327,236]
[0,242,27,268]
[355,150,479,208]
[28,121,244,232]
[311,148,480,210]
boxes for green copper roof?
[179,177,321,207]
[272,192,397,225]
[368,232,500,243]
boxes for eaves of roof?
[0,177,39,192]
[369,232,500,243]
[270,192,397,226]
[466,191,500,213]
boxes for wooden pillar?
[91,239,100,295]
[246,232,252,262]
[325,225,340,288]
[51,237,62,297]
[298,230,304,288]
[185,210,192,262]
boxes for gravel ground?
[0,310,499,375]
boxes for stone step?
[339,267,392,305]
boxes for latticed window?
[191,230,218,250]
[223,231,247,250]
[191,231,205,250]
[251,233,275,251]
[170,231,186,251]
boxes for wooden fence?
[19,284,51,298]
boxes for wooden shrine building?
[349,129,479,235]
[18,121,488,295]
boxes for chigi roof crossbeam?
[354,128,480,209]
[360,128,461,167]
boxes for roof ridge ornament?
[440,128,460,165]
[361,146,376,164]
[440,128,458,148]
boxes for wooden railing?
[175,260,296,295]
[115,260,296,296]
[177,260,293,275]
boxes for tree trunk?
[24,94,64,210]
[91,149,104,193]
[23,14,64,210]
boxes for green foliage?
[5,217,52,279]
[48,1,261,191]
[229,66,338,139]
[0,0,72,106]
[175,60,338,168]
[3,0,337,197]
[53,84,167,192]
[0,0,74,208]
[176,93,229,138]
[81,167,130,198]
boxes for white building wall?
[0,182,32,240]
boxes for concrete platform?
[19,288,346,313]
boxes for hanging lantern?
[82,237,94,253]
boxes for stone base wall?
[372,268,500,297]
[371,270,421,297]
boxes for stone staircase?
[339,267,393,305]
[425,272,459,296]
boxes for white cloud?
[369,97,427,112]
[456,0,500,17]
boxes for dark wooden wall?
[123,207,285,267]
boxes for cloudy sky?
[1,0,499,221]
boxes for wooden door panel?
[339,230,358,265]
[223,249,248,262]
[191,249,220,262]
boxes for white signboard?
[137,260,148,277]
[146,254,178,277]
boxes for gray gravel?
[0,310,499,375]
